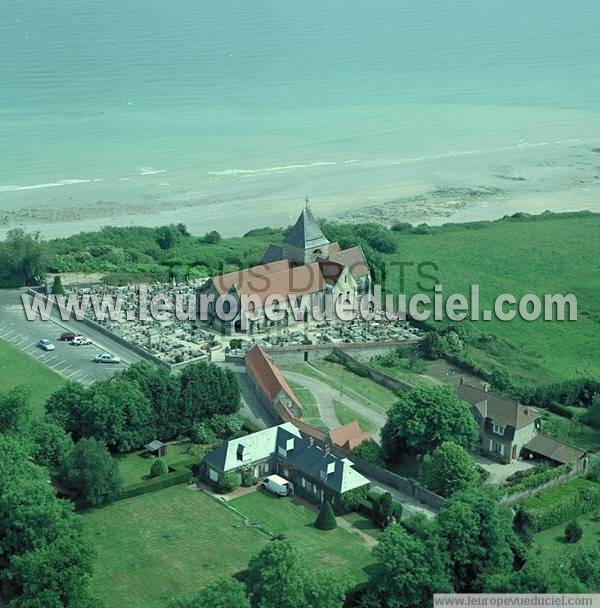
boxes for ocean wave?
[207,160,337,177]
[139,166,167,175]
[0,179,92,193]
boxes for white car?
[94,352,121,364]
[71,336,92,346]
[38,339,56,351]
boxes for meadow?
[385,213,600,384]
[84,486,375,608]
[0,338,65,414]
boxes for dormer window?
[492,424,505,436]
[286,438,294,451]
[237,444,250,461]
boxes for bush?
[372,492,402,528]
[189,422,216,445]
[150,459,168,478]
[332,486,369,515]
[548,402,574,419]
[215,473,239,494]
[315,501,337,530]
[353,439,385,467]
[586,457,600,483]
[240,465,258,487]
[51,275,66,295]
[565,519,583,544]
[519,478,600,531]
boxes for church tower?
[283,199,330,265]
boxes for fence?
[500,466,582,505]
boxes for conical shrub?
[315,501,337,530]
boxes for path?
[283,370,387,438]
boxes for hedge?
[119,462,194,500]
[505,463,572,495]
[548,402,574,419]
[518,478,600,531]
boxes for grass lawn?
[0,337,66,415]
[369,356,440,389]
[281,361,398,414]
[531,509,600,563]
[85,486,267,608]
[85,486,375,608]
[333,399,376,433]
[231,491,376,583]
[114,441,207,488]
[287,379,325,429]
[342,511,383,540]
[386,214,600,384]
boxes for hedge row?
[505,463,572,495]
[119,462,194,500]
[518,477,600,531]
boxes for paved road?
[282,370,387,438]
[0,289,143,385]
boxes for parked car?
[38,338,56,351]
[71,336,92,346]
[59,331,77,341]
[261,474,292,497]
[94,352,121,364]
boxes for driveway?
[474,454,537,486]
[282,370,386,437]
[0,289,144,385]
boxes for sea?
[1,0,600,236]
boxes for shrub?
[215,473,239,494]
[240,465,258,487]
[189,422,216,445]
[315,501,337,530]
[548,402,574,419]
[332,486,369,515]
[586,457,600,483]
[372,492,402,528]
[353,439,385,467]
[565,519,583,543]
[150,459,168,478]
[51,275,66,295]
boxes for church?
[199,203,371,333]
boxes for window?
[209,468,218,482]
[492,440,505,456]
[492,424,505,436]
[277,446,287,458]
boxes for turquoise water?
[1,1,600,232]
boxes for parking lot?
[0,289,143,386]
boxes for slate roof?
[260,243,284,264]
[245,346,302,411]
[204,423,370,493]
[144,440,165,451]
[524,434,586,464]
[458,383,540,430]
[284,206,330,250]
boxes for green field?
[114,442,206,488]
[333,399,376,433]
[386,214,600,384]
[85,486,375,608]
[287,379,325,429]
[0,338,66,415]
[231,491,376,583]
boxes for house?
[458,381,588,470]
[203,422,370,504]
[199,203,370,333]
[245,345,303,419]
[458,381,541,463]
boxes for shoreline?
[1,141,600,239]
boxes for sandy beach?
[1,140,599,239]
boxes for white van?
[261,474,292,497]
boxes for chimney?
[324,443,331,455]
[483,382,490,392]
[309,437,314,447]
[459,376,464,387]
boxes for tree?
[0,388,33,436]
[0,228,48,286]
[203,230,222,244]
[419,332,449,360]
[120,361,182,439]
[246,540,348,608]
[30,420,74,470]
[363,523,452,608]
[62,438,121,506]
[189,422,217,445]
[155,225,179,250]
[437,486,517,592]
[382,386,478,469]
[50,274,66,295]
[169,578,250,608]
[564,519,583,543]
[372,492,402,529]
[583,394,600,430]
[353,439,385,466]
[315,502,337,530]
[490,368,513,392]
[209,413,243,439]
[424,442,478,497]
[150,459,168,478]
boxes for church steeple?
[283,201,330,264]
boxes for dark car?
[59,331,77,341]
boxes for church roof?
[284,205,329,250]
